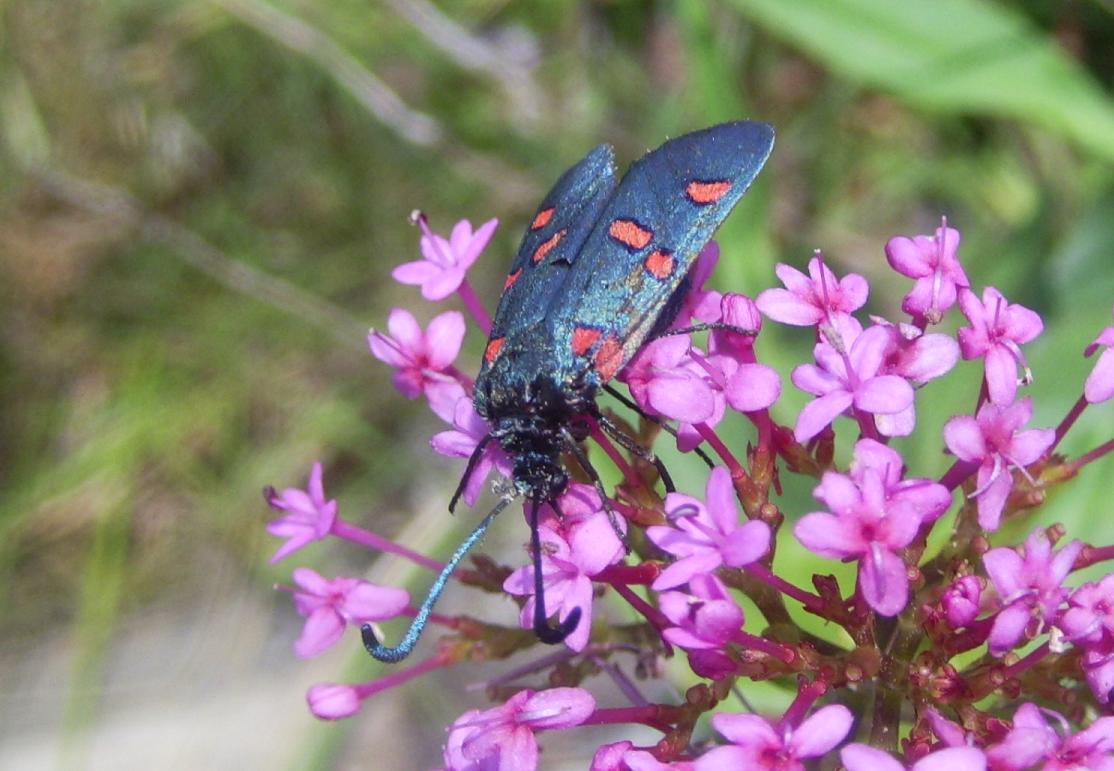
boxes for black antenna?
[529,498,582,644]
[448,434,493,514]
[362,495,513,663]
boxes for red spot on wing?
[531,207,555,230]
[608,219,653,251]
[644,249,675,280]
[532,229,566,263]
[686,180,732,205]
[594,336,625,381]
[570,327,601,356]
[503,268,522,292]
[484,337,505,364]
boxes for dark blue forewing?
[478,144,618,378]
[546,121,774,383]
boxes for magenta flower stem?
[779,677,827,729]
[610,583,672,639]
[595,562,660,585]
[732,629,796,663]
[747,409,775,452]
[1079,544,1114,569]
[853,407,882,442]
[939,458,979,491]
[1067,437,1114,474]
[591,425,638,484]
[355,652,451,699]
[1051,395,1088,452]
[332,520,445,572]
[695,422,746,479]
[581,705,675,734]
[456,278,492,335]
[999,641,1050,681]
[744,563,825,613]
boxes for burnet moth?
[363,121,775,662]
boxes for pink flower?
[647,466,771,590]
[795,440,948,616]
[1084,305,1114,404]
[940,575,983,629]
[956,287,1044,405]
[504,492,623,652]
[442,687,596,771]
[393,217,498,301]
[430,397,511,508]
[658,574,743,680]
[713,294,782,413]
[983,529,1082,656]
[1061,573,1114,646]
[621,335,718,428]
[694,705,853,770]
[306,683,361,720]
[289,567,409,658]
[756,254,868,328]
[884,223,969,325]
[841,743,986,771]
[942,397,1054,531]
[264,462,338,563]
[986,702,1114,771]
[791,323,916,442]
[659,573,743,651]
[368,308,467,421]
[871,319,960,436]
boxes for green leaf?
[730,0,1114,162]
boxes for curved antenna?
[448,434,493,513]
[529,498,582,644]
[362,495,513,663]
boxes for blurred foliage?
[1,0,1113,766]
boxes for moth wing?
[546,121,774,382]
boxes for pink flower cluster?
[263,213,1114,769]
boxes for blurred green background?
[2,0,1113,769]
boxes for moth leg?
[448,433,494,513]
[652,321,757,339]
[602,384,715,470]
[594,410,675,493]
[561,427,630,551]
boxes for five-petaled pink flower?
[756,254,868,329]
[885,222,969,325]
[442,687,596,771]
[393,217,498,301]
[983,528,1082,657]
[986,702,1114,770]
[956,286,1044,405]
[694,705,853,771]
[430,397,512,507]
[942,396,1054,531]
[791,322,916,442]
[658,573,745,680]
[871,319,960,436]
[368,308,467,422]
[289,567,409,658]
[647,466,771,590]
[795,439,949,615]
[1084,304,1114,404]
[504,487,623,652]
[264,461,338,563]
